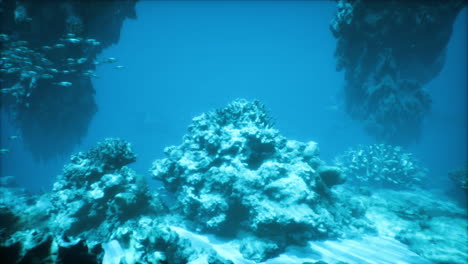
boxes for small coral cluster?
[50,138,150,239]
[334,144,427,189]
[152,99,370,261]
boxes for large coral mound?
[152,99,371,261]
[330,0,465,145]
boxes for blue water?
[1,1,466,193]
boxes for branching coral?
[334,144,427,189]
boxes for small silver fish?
[40,74,53,79]
[66,33,76,38]
[67,38,81,44]
[104,57,117,63]
[77,58,87,64]
[8,136,19,140]
[42,46,52,50]
[0,34,9,41]
[114,65,125,69]
[54,81,72,87]
[41,58,52,65]
[6,68,19,73]
[0,149,10,154]
[55,44,65,48]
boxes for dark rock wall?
[331,0,466,145]
[0,0,137,160]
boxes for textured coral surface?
[152,99,371,261]
[0,139,228,264]
[0,100,466,264]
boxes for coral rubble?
[362,188,468,264]
[151,99,372,261]
[330,0,466,144]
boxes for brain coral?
[151,99,371,261]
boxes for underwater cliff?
[331,0,465,145]
[0,0,137,160]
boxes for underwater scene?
[0,1,467,264]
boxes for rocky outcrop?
[0,0,138,160]
[330,0,466,145]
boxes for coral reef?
[0,101,466,263]
[0,0,138,160]
[334,144,427,189]
[0,139,230,264]
[49,138,152,239]
[330,0,466,145]
[151,99,372,261]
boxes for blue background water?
[1,1,466,193]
